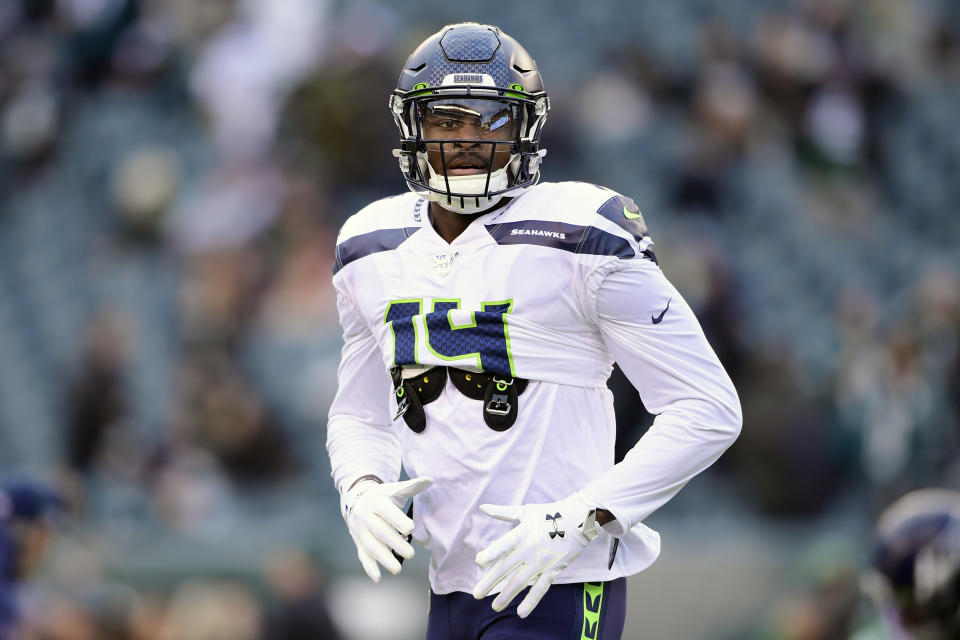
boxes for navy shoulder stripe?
[580,226,635,259]
[597,194,648,244]
[485,221,633,259]
[333,227,421,274]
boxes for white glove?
[341,476,433,583]
[472,492,600,618]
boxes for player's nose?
[453,121,485,145]
[454,135,481,149]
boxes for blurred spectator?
[764,571,860,640]
[22,595,102,640]
[159,579,262,640]
[802,83,865,169]
[1,84,59,166]
[732,350,848,515]
[255,177,339,340]
[835,289,957,506]
[62,0,139,86]
[176,348,295,484]
[127,593,169,640]
[262,548,343,640]
[177,247,266,350]
[754,10,835,127]
[150,446,234,536]
[161,0,238,53]
[111,145,181,243]
[188,0,326,162]
[168,163,284,256]
[280,56,400,197]
[64,310,133,478]
[575,72,652,146]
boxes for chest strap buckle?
[392,366,528,433]
[390,366,447,433]
[482,375,521,431]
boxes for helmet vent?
[513,64,533,73]
[408,63,426,72]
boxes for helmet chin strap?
[424,161,511,215]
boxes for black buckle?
[485,377,513,416]
[483,375,520,431]
[391,366,447,433]
[392,366,527,433]
[391,374,410,421]
[486,394,511,416]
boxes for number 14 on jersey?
[384,299,516,377]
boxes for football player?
[855,489,960,640]
[327,23,742,639]
[0,479,63,639]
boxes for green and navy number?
[384,299,516,377]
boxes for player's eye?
[423,116,459,130]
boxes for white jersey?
[327,181,741,595]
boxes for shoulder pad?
[487,182,655,261]
[334,194,425,274]
[543,183,653,253]
[595,192,649,246]
[336,193,425,244]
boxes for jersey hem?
[428,566,644,597]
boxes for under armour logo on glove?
[474,494,600,618]
[546,512,565,539]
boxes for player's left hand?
[472,492,600,618]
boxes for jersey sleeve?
[577,256,742,536]
[325,283,402,494]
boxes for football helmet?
[865,488,960,639]
[389,23,550,214]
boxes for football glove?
[473,492,600,618]
[340,476,433,583]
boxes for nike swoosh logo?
[652,298,671,324]
[622,205,643,220]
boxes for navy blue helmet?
[868,489,960,638]
[389,23,549,214]
[0,479,63,523]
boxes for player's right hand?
[341,476,433,582]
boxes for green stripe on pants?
[581,582,604,639]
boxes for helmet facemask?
[391,88,549,214]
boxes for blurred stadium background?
[0,0,958,638]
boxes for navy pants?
[426,578,626,639]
